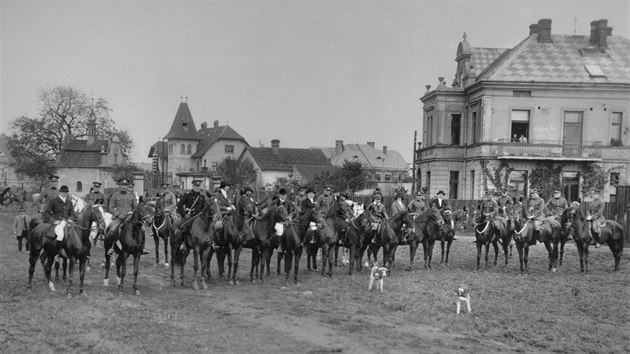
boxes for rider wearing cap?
[527,188,546,231]
[293,186,307,214]
[496,188,513,215]
[407,192,427,215]
[215,181,235,218]
[480,190,499,217]
[316,187,335,214]
[43,185,76,253]
[545,188,568,219]
[159,183,179,221]
[586,189,606,241]
[84,181,105,206]
[107,179,138,248]
[37,175,60,211]
[176,180,207,250]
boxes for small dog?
[368,262,388,293]
[456,286,472,314]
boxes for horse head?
[82,203,106,234]
[135,202,154,228]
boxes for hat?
[298,186,307,191]
[415,192,424,197]
[591,189,600,194]
[437,190,445,196]
[48,175,59,182]
[325,187,332,191]
[395,194,404,200]
[59,185,69,192]
[243,186,253,193]
[192,180,203,187]
[220,181,231,188]
[118,179,129,185]
[306,188,315,194]
[530,188,539,194]
[374,193,382,200]
[92,182,102,188]
[278,188,287,195]
[553,188,562,193]
[161,183,169,188]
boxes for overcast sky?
[1,0,628,164]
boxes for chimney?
[271,139,280,155]
[201,122,207,129]
[597,19,612,48]
[590,20,599,44]
[335,140,344,154]
[214,120,219,128]
[367,141,375,148]
[529,24,538,35]
[382,146,388,155]
[537,19,552,43]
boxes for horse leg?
[327,246,333,277]
[154,233,160,265]
[516,243,524,273]
[66,256,75,297]
[348,247,355,276]
[28,247,40,291]
[440,239,445,263]
[334,244,339,268]
[584,244,589,272]
[250,247,258,282]
[133,254,141,295]
[428,241,435,269]
[544,242,553,271]
[180,250,187,287]
[201,247,211,290]
[226,246,234,282]
[277,248,283,275]
[576,243,584,272]
[492,241,499,266]
[476,240,482,270]
[559,239,566,266]
[445,240,453,264]
[232,245,242,285]
[192,246,200,290]
[44,252,56,291]
[79,256,87,294]
[163,234,170,268]
[284,249,293,285]
[54,258,60,281]
[294,247,303,283]
[408,242,417,271]
[611,242,621,272]
[320,245,328,276]
[551,241,559,272]
[117,253,126,294]
[524,245,530,274]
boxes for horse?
[510,205,562,273]
[360,209,398,270]
[508,204,538,274]
[474,212,502,269]
[563,202,624,272]
[381,210,410,269]
[438,210,456,264]
[275,207,320,283]
[451,206,469,231]
[250,205,290,281]
[318,203,365,276]
[103,202,153,294]
[404,207,442,270]
[150,198,175,268]
[170,197,216,289]
[28,204,106,296]
[214,207,255,284]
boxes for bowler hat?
[437,190,445,196]
[161,183,169,188]
[306,188,315,194]
[59,185,69,192]
[220,181,231,188]
[243,186,253,193]
[278,188,287,195]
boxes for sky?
[1,0,628,164]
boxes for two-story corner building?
[417,18,630,202]
[320,140,410,189]
[56,109,129,194]
[148,101,249,189]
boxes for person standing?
[13,206,31,252]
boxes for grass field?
[1,209,629,353]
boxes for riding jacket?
[108,190,137,219]
[390,200,406,215]
[177,190,206,218]
[407,199,426,214]
[528,196,545,220]
[300,197,316,217]
[367,201,388,222]
[545,197,568,217]
[274,197,294,217]
[480,198,499,215]
[84,190,105,205]
[316,194,334,213]
[43,195,76,224]
[294,193,307,213]
[37,186,59,204]
[587,199,605,220]
[431,198,450,211]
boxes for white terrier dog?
[368,262,388,293]
[456,286,472,314]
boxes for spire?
[87,96,97,145]
[164,100,198,140]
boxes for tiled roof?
[246,147,332,171]
[478,35,630,83]
[63,139,109,152]
[294,165,339,181]
[323,143,408,170]
[57,151,103,168]
[470,47,508,75]
[192,125,248,158]
[164,102,199,140]
[148,141,167,159]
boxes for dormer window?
[585,64,605,77]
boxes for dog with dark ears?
[456,285,472,314]
[368,262,388,293]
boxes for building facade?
[416,19,630,202]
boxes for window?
[76,181,82,192]
[375,173,381,181]
[451,114,461,145]
[513,90,531,97]
[187,144,192,154]
[449,171,459,199]
[180,144,185,154]
[425,115,433,146]
[511,110,530,142]
[585,64,605,77]
[225,144,234,153]
[610,172,620,186]
[168,144,173,155]
[426,171,431,195]
[563,111,583,157]
[384,174,391,181]
[471,111,478,143]
[211,162,218,171]
[203,159,207,167]
[611,112,622,145]
[470,170,475,199]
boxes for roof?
[322,143,408,170]
[63,139,109,152]
[293,165,339,181]
[164,102,199,140]
[470,47,508,76]
[245,147,332,171]
[57,139,110,168]
[192,125,248,158]
[477,35,630,83]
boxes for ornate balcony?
[493,139,602,161]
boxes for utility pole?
[412,130,417,194]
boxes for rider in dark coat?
[176,180,207,250]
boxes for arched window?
[76,181,83,192]
[180,144,185,154]
[187,144,192,154]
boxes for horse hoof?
[116,277,121,286]
[103,279,109,287]
[86,266,91,273]
[135,290,140,296]
[202,282,208,290]
[48,282,56,292]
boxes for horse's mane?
[260,205,280,222]
[325,201,345,219]
[413,208,439,225]
[154,198,165,213]
[389,210,409,227]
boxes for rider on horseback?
[545,188,569,237]
[37,175,60,212]
[407,191,426,215]
[176,180,206,251]
[586,189,606,244]
[83,181,105,206]
[496,188,513,215]
[316,187,335,215]
[107,179,138,254]
[527,188,546,232]
[235,186,256,235]
[366,193,388,243]
[42,185,76,256]
[274,188,294,252]
[159,183,179,221]
[432,190,456,240]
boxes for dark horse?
[170,197,216,289]
[509,204,538,274]
[213,208,255,285]
[510,205,562,273]
[28,204,106,295]
[474,212,504,269]
[251,205,289,281]
[438,210,456,264]
[405,207,442,270]
[275,207,320,283]
[563,202,624,272]
[150,198,175,268]
[103,203,153,294]
[360,209,398,270]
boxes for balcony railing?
[494,139,602,159]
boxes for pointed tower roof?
[164,102,199,140]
